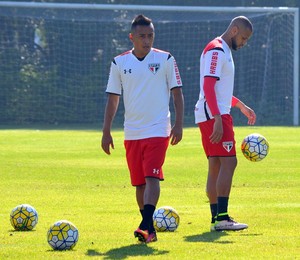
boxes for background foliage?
[6,0,300,6]
[0,0,299,126]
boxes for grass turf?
[0,126,299,259]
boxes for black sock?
[139,204,155,232]
[210,203,218,222]
[140,209,144,217]
[217,197,229,220]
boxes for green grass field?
[0,126,299,259]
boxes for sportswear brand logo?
[223,141,233,152]
[124,69,132,74]
[153,169,160,174]
[148,63,160,74]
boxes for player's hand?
[210,115,223,144]
[170,125,183,145]
[101,132,114,155]
[240,105,256,125]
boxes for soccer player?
[101,14,184,243]
[194,16,256,231]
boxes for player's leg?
[214,115,247,231]
[199,120,221,230]
[140,177,160,242]
[207,156,238,231]
[138,178,160,234]
[144,178,160,206]
[124,139,145,208]
[215,114,237,215]
[215,156,237,222]
[124,140,150,241]
[216,156,237,197]
[136,184,145,215]
[206,156,220,230]
[207,157,221,203]
[136,137,168,243]
[213,157,247,231]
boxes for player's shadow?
[184,231,232,244]
[86,244,169,259]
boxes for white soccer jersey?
[106,48,182,140]
[195,37,235,123]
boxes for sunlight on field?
[0,127,299,259]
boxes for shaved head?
[229,16,253,32]
[221,16,253,50]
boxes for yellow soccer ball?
[47,220,79,250]
[10,204,38,231]
[241,133,269,162]
[153,206,180,232]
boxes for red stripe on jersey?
[117,50,132,57]
[203,38,223,55]
[203,38,224,76]
[152,48,170,55]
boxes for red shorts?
[198,114,236,158]
[124,137,169,186]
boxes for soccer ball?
[10,204,38,231]
[241,133,269,162]
[47,220,79,250]
[153,206,180,232]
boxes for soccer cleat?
[134,228,149,243]
[210,216,216,232]
[210,223,216,232]
[214,216,248,231]
[146,232,157,243]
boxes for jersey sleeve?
[231,96,240,107]
[203,76,220,116]
[202,49,226,80]
[166,55,183,89]
[106,59,122,95]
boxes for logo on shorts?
[223,141,233,152]
[148,63,160,74]
[153,169,160,175]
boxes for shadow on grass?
[184,231,232,244]
[86,244,169,259]
[239,233,263,237]
[9,229,36,233]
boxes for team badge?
[148,63,160,74]
[222,141,233,152]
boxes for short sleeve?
[106,60,122,95]
[166,55,183,89]
[202,49,226,79]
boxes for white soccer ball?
[47,220,79,250]
[241,133,269,162]
[153,206,180,232]
[10,204,38,231]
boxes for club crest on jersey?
[148,63,160,74]
[223,141,233,152]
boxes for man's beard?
[232,38,238,51]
